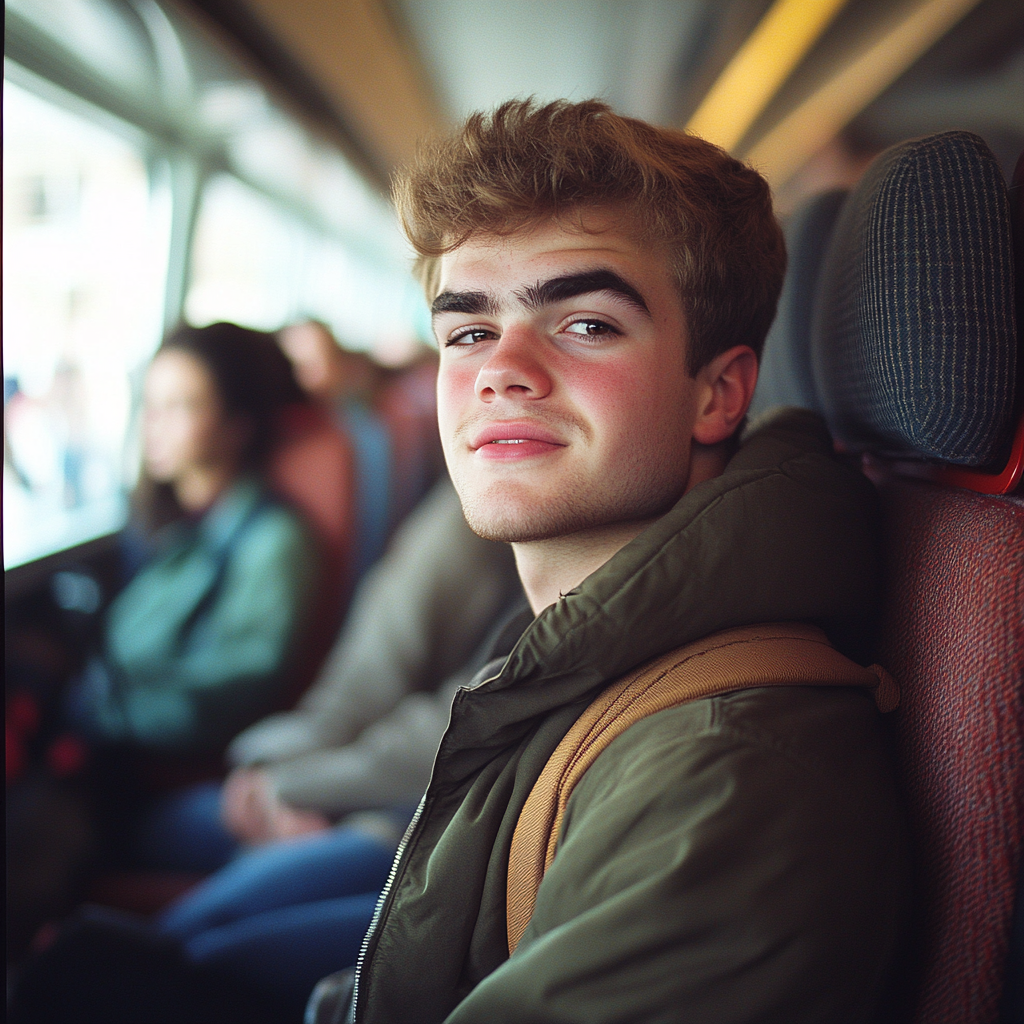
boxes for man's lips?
[469,422,567,459]
[470,422,566,449]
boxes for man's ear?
[691,345,759,446]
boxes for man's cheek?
[436,363,478,436]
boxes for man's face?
[433,212,703,544]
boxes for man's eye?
[564,319,618,337]
[446,327,495,346]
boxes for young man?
[332,100,909,1023]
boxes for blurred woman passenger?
[68,322,317,756]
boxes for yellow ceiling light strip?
[685,0,850,152]
[745,0,985,187]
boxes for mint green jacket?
[91,479,315,751]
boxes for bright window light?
[186,173,429,360]
[185,173,309,332]
[3,79,170,568]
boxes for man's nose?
[475,326,552,401]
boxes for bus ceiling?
[186,0,1024,197]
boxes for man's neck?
[513,440,734,615]
[513,520,656,614]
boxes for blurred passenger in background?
[142,479,523,1015]
[222,478,520,842]
[278,320,378,408]
[10,478,523,1023]
[66,322,316,754]
[134,475,519,870]
[144,475,518,842]
[279,319,391,585]
[277,319,442,586]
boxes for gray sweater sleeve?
[227,478,520,811]
[264,675,464,814]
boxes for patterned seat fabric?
[749,188,846,420]
[811,132,1018,465]
[877,480,1024,1024]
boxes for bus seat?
[269,402,356,580]
[749,188,847,420]
[374,359,444,535]
[268,402,357,705]
[811,131,1023,1024]
[812,131,1019,471]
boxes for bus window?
[2,79,170,570]
[186,172,429,358]
[185,172,308,331]
[3,0,428,575]
[299,235,430,364]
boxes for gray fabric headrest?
[810,131,1018,465]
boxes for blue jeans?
[134,781,240,872]
[158,827,395,1012]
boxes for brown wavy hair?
[393,99,786,374]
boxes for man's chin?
[452,468,689,544]
[457,493,571,543]
[459,496,662,545]
[461,516,561,545]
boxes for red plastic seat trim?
[876,409,1024,496]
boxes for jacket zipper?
[348,792,427,1023]
[349,652,521,1022]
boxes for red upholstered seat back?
[268,402,356,576]
[268,402,357,703]
[374,358,444,532]
[876,477,1024,1023]
[801,132,1023,1021]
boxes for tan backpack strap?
[506,622,898,955]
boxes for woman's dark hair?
[160,321,305,467]
[134,321,305,533]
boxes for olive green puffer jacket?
[348,409,911,1024]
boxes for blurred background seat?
[268,401,357,707]
[749,187,847,420]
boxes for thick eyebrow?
[517,269,651,318]
[431,290,497,318]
